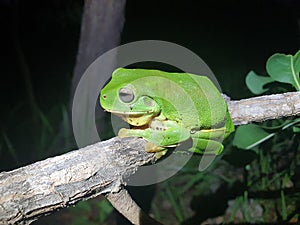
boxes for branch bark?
[228,91,300,125]
[0,138,155,225]
[0,91,300,225]
[106,189,163,225]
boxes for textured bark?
[0,137,155,225]
[228,91,300,125]
[106,189,163,225]
[1,91,300,225]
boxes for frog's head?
[100,68,161,126]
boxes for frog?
[100,68,234,158]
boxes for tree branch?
[228,91,300,125]
[106,189,163,225]
[0,91,300,225]
[0,138,156,225]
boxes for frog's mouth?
[107,110,152,116]
[105,110,154,126]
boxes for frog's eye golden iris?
[119,87,134,103]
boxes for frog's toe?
[145,142,165,152]
[155,150,168,159]
[118,128,130,137]
[145,143,168,158]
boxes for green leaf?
[266,52,300,91]
[232,124,275,150]
[281,190,287,220]
[294,50,300,73]
[259,120,292,131]
[245,70,274,94]
[293,126,300,133]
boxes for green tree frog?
[100,68,234,157]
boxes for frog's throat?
[107,110,155,126]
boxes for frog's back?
[113,68,227,128]
[152,70,227,129]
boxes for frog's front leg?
[190,128,227,155]
[118,119,190,155]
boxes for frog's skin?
[100,68,234,157]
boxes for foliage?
[69,198,113,225]
[246,50,300,94]
[231,49,300,223]
[152,50,300,224]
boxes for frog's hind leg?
[190,137,224,155]
[189,127,226,155]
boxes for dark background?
[0,0,299,173]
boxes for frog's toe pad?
[155,150,168,159]
[145,143,168,159]
[145,142,164,152]
[118,128,130,137]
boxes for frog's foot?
[118,128,130,138]
[145,142,168,159]
[145,142,164,152]
[154,150,168,159]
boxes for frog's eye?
[119,87,134,103]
